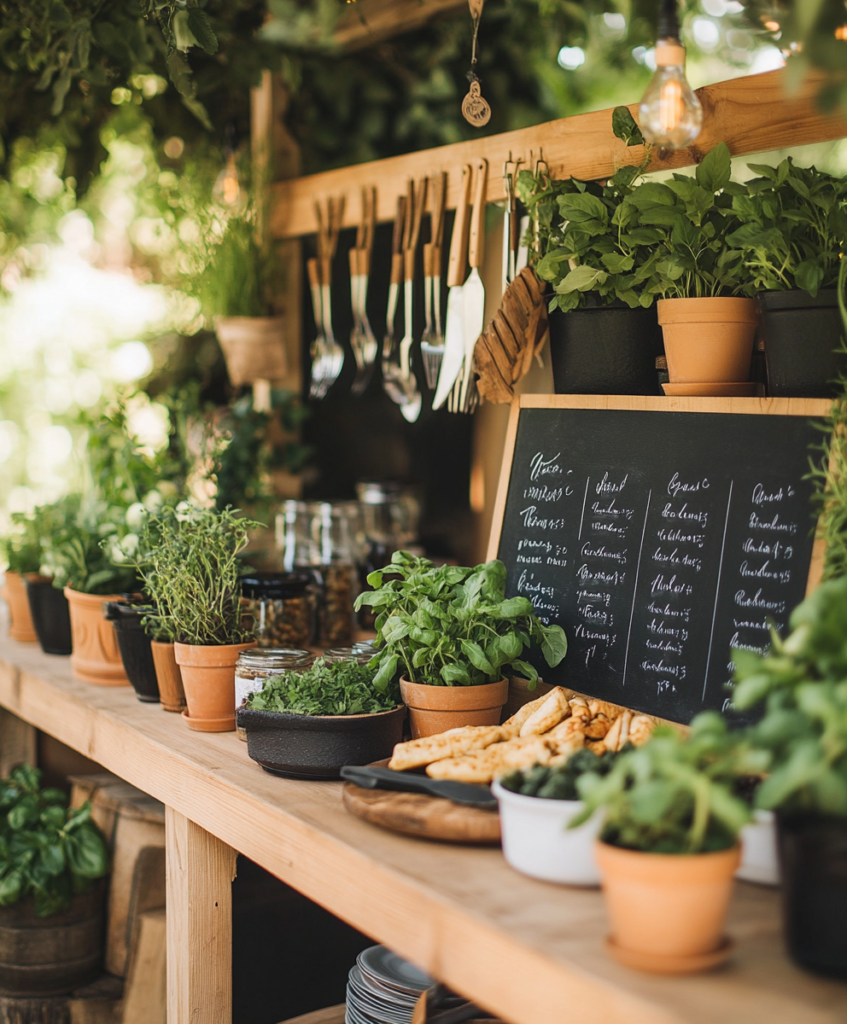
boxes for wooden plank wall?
[269,68,847,240]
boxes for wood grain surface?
[342,783,501,845]
[0,637,846,1024]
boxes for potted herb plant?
[103,600,160,703]
[618,143,758,389]
[733,575,847,979]
[573,713,752,973]
[0,765,109,996]
[135,505,259,732]
[355,552,567,738]
[0,510,42,643]
[523,108,664,396]
[201,209,287,387]
[237,657,405,779]
[494,749,621,886]
[727,158,847,397]
[24,499,78,656]
[45,504,140,686]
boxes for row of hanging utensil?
[307,156,530,421]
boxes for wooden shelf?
[0,636,845,1024]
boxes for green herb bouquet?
[246,658,400,717]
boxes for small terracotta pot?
[657,297,758,384]
[64,588,128,686]
[150,640,186,713]
[399,677,509,738]
[214,316,287,387]
[2,572,38,643]
[595,840,740,967]
[174,641,256,732]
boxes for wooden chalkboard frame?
[488,394,832,602]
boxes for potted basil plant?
[523,107,664,396]
[355,552,567,738]
[0,765,109,996]
[135,505,260,732]
[238,657,404,779]
[573,713,754,973]
[726,158,847,397]
[201,209,287,387]
[733,574,847,979]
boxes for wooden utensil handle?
[390,251,404,287]
[404,247,416,283]
[446,164,472,288]
[307,257,320,289]
[423,242,433,278]
[348,247,359,280]
[433,171,447,248]
[392,195,406,255]
[409,177,427,253]
[468,157,488,271]
[320,255,332,289]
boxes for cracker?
[388,724,507,771]
[519,687,570,736]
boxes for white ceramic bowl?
[491,779,602,886]
[737,809,780,886]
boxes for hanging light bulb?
[213,150,245,209]
[639,0,703,150]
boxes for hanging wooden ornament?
[462,0,491,127]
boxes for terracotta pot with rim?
[64,588,128,686]
[399,677,509,738]
[2,572,38,642]
[595,839,740,973]
[657,296,758,384]
[150,640,186,713]
[174,640,256,732]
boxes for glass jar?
[241,572,314,648]
[314,503,356,645]
[234,648,314,741]
[323,646,373,665]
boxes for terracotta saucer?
[181,709,236,733]
[604,935,734,974]
[662,382,764,397]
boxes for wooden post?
[166,807,237,1024]
[0,706,37,777]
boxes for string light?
[639,0,703,150]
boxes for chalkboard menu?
[491,397,829,724]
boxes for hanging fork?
[421,171,448,390]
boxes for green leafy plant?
[573,714,753,854]
[354,551,568,691]
[733,575,847,817]
[0,765,109,918]
[246,658,400,716]
[499,747,622,800]
[132,504,261,646]
[44,502,140,596]
[807,363,847,582]
[0,512,42,576]
[199,209,278,320]
[727,158,847,296]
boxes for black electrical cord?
[658,0,681,40]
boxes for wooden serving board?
[342,783,501,846]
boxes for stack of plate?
[346,945,463,1024]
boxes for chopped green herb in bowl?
[245,658,401,717]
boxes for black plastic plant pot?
[759,289,847,398]
[237,704,407,780]
[548,303,664,396]
[103,602,160,703]
[25,577,72,656]
[777,812,847,979]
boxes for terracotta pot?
[2,572,38,643]
[595,840,740,970]
[174,641,256,732]
[399,677,509,738]
[214,316,288,387]
[150,641,187,713]
[64,588,128,686]
[657,297,758,384]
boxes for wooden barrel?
[0,884,105,998]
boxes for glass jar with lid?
[241,572,314,648]
[234,648,314,741]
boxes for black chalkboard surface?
[490,397,830,724]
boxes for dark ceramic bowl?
[237,704,407,780]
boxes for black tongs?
[340,766,498,810]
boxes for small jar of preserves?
[234,648,314,741]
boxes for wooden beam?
[334,0,468,51]
[166,808,237,1024]
[269,68,847,240]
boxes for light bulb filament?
[659,77,685,133]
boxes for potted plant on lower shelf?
[733,575,847,979]
[0,765,109,996]
[237,657,404,779]
[0,510,43,643]
[355,552,567,738]
[727,158,847,397]
[573,713,753,974]
[44,504,140,686]
[135,505,260,732]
